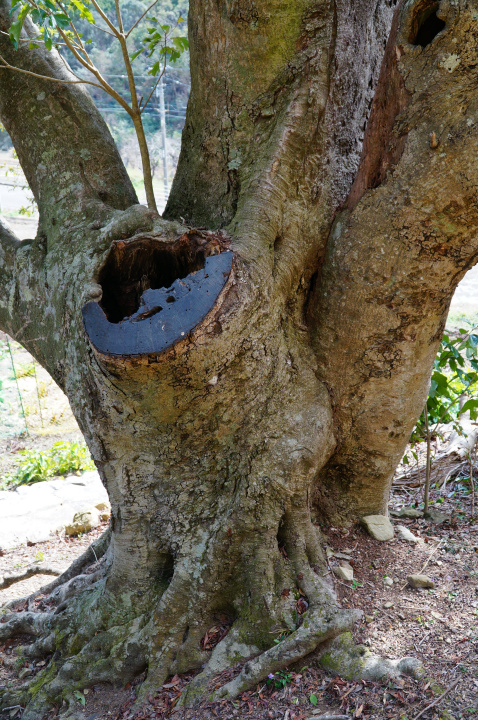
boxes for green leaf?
[73,690,86,707]
[69,0,94,23]
[459,398,478,416]
[10,1,22,16]
[9,3,30,49]
[310,694,318,706]
[130,48,144,61]
[172,35,188,52]
[52,12,70,28]
[149,60,160,75]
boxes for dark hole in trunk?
[411,3,445,47]
[277,516,288,558]
[98,236,207,323]
[158,553,175,588]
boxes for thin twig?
[424,401,431,513]
[6,335,28,434]
[32,360,44,428]
[126,0,159,37]
[0,53,103,89]
[419,539,443,574]
[412,678,459,720]
[472,440,476,517]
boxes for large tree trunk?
[1,0,478,717]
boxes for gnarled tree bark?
[1,0,477,717]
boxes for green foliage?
[9,0,188,78]
[10,0,93,51]
[404,324,478,461]
[3,441,95,488]
[427,327,478,422]
[131,17,188,73]
[14,361,35,378]
[309,693,318,706]
[267,670,292,689]
[73,690,86,706]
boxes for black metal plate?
[82,252,233,358]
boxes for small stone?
[384,576,393,586]
[334,552,353,560]
[64,508,100,536]
[365,615,374,623]
[333,563,354,581]
[398,507,424,519]
[95,501,110,512]
[424,508,449,524]
[396,525,421,544]
[407,574,435,589]
[383,601,394,609]
[361,515,394,541]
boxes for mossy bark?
[1,0,478,717]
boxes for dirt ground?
[0,477,476,720]
[0,332,82,483]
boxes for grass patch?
[1,441,96,489]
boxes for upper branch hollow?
[409,1,445,47]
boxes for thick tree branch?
[0,217,45,346]
[311,0,478,520]
[167,0,395,304]
[0,0,137,232]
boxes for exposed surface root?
[0,610,52,641]
[3,528,111,611]
[0,565,61,590]
[211,607,361,701]
[0,518,423,719]
[316,632,423,682]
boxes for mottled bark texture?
[1,0,478,717]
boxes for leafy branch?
[3,0,189,211]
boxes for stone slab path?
[0,471,107,550]
[449,264,478,314]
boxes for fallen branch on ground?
[412,678,460,720]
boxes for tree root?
[0,520,423,719]
[2,528,111,611]
[0,566,61,590]
[0,610,52,641]
[315,632,423,682]
[212,607,361,701]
